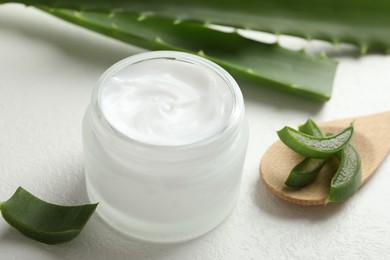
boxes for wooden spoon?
[260,111,390,205]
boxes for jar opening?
[92,51,244,149]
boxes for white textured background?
[1,4,390,260]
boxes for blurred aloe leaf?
[36,8,336,100]
[2,0,390,52]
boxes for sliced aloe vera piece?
[327,144,362,203]
[2,0,390,52]
[30,8,336,101]
[277,124,354,159]
[298,119,323,137]
[0,187,97,244]
[285,157,327,188]
[285,119,326,188]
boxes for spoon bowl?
[260,111,390,205]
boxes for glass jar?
[82,51,249,243]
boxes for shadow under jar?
[82,51,249,243]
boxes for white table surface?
[1,4,390,260]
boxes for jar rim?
[91,51,245,150]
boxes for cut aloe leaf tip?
[0,187,97,244]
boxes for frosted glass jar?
[82,51,248,243]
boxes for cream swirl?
[100,58,233,146]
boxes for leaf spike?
[137,11,154,22]
[319,51,328,59]
[275,41,283,48]
[155,37,164,44]
[197,50,205,56]
[73,10,82,18]
[331,37,340,45]
[333,42,340,51]
[111,23,118,29]
[306,34,313,41]
[231,29,240,36]
[298,48,306,54]
[137,14,147,21]
[173,18,182,25]
[360,44,368,55]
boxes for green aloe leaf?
[327,143,362,203]
[2,0,390,52]
[0,187,97,244]
[284,119,327,188]
[34,8,336,100]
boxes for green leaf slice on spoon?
[260,111,390,205]
[284,119,327,188]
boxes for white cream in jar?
[83,51,248,243]
[100,58,233,146]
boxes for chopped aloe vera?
[278,118,363,203]
[285,119,326,188]
[0,187,97,244]
[327,144,362,203]
[285,157,327,188]
[277,124,353,159]
[298,119,323,137]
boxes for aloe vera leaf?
[0,187,97,244]
[34,8,336,100]
[2,0,390,52]
[277,124,354,159]
[285,158,327,188]
[327,143,362,203]
[298,119,324,137]
[285,119,326,188]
